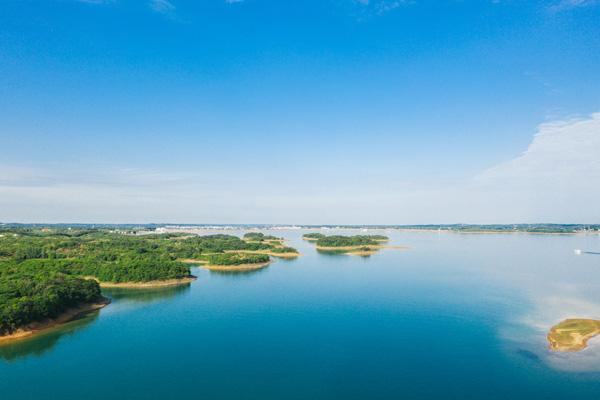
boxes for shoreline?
[392,228,591,236]
[224,249,300,259]
[180,258,209,264]
[347,249,380,256]
[0,297,111,344]
[202,261,271,272]
[96,276,197,288]
[316,244,407,251]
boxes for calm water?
[2,230,600,399]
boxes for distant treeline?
[4,223,598,234]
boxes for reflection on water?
[0,312,99,362]
[516,348,541,362]
[316,249,354,256]
[316,248,382,258]
[103,284,192,305]
[0,283,193,362]
[208,266,270,278]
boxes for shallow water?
[2,230,600,399]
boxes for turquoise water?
[2,230,600,399]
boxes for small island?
[303,233,397,256]
[241,232,300,258]
[547,319,600,352]
[302,233,326,241]
[243,232,284,244]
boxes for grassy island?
[547,319,600,352]
[176,233,299,259]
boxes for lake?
[2,230,600,399]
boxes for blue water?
[2,230,600,399]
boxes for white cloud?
[479,113,600,183]
[354,0,408,15]
[549,0,599,12]
[149,0,175,14]
[458,112,600,222]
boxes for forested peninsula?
[0,228,299,341]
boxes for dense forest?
[0,271,102,335]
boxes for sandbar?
[547,319,600,352]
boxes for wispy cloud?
[150,0,175,14]
[354,0,409,16]
[478,112,600,184]
[549,0,599,12]
[468,112,600,222]
[74,0,179,18]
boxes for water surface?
[2,230,600,399]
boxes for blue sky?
[1,0,599,223]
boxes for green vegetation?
[243,232,282,242]
[302,233,325,240]
[172,234,282,259]
[0,271,102,336]
[0,227,300,335]
[269,246,299,254]
[316,235,389,248]
[206,253,270,266]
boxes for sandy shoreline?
[302,237,320,241]
[316,244,407,251]
[224,249,300,259]
[547,319,600,352]
[203,261,271,272]
[180,258,209,264]
[96,276,197,288]
[0,298,111,344]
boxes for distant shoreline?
[0,298,110,344]
[3,223,599,236]
[224,249,300,259]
